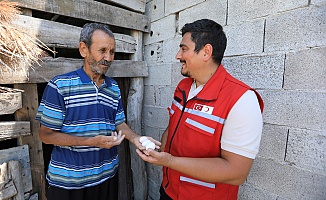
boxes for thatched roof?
[0,1,51,73]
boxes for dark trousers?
[46,174,118,200]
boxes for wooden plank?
[9,160,25,200]
[0,92,23,115]
[0,145,32,193]
[0,121,31,142]
[0,180,18,200]
[13,0,150,32]
[12,15,137,53]
[106,0,145,13]
[0,58,148,84]
[14,84,46,199]
[128,31,147,200]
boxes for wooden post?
[128,30,148,200]
[14,83,46,200]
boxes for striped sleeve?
[35,80,65,130]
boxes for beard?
[87,56,112,75]
[180,60,190,77]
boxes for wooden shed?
[0,1,150,199]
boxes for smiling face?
[80,29,116,75]
[175,32,205,79]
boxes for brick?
[239,183,278,200]
[257,124,288,162]
[144,15,176,45]
[144,42,163,64]
[144,63,172,86]
[178,0,227,32]
[165,0,205,16]
[259,90,326,130]
[145,0,164,22]
[284,47,326,90]
[265,4,326,52]
[286,129,326,176]
[247,158,326,199]
[228,0,307,25]
[222,53,285,89]
[142,105,169,128]
[224,19,265,56]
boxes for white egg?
[141,139,151,147]
[139,136,148,143]
[146,142,155,150]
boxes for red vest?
[162,65,264,200]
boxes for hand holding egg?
[139,136,156,150]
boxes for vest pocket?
[182,117,217,156]
[178,175,215,199]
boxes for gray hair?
[80,23,115,49]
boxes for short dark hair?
[181,19,227,64]
[80,23,114,49]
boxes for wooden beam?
[0,121,31,142]
[106,0,145,13]
[0,58,148,84]
[13,0,150,32]
[0,92,23,115]
[12,15,137,53]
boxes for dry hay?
[0,0,52,74]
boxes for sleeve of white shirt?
[220,90,263,159]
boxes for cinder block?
[311,0,326,5]
[165,0,205,16]
[156,86,175,108]
[228,0,308,25]
[178,0,227,32]
[239,182,278,200]
[247,158,326,199]
[259,90,326,130]
[145,0,165,22]
[142,125,166,143]
[142,105,169,128]
[171,62,185,87]
[286,128,326,176]
[222,53,285,89]
[258,124,288,162]
[144,63,172,86]
[265,4,326,52]
[144,42,163,64]
[224,19,265,56]
[284,47,326,90]
[162,35,182,62]
[144,15,176,45]
[143,85,156,106]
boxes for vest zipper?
[164,89,187,190]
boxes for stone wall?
[143,0,326,199]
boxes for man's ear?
[203,44,213,61]
[79,42,88,58]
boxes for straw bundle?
[0,0,51,73]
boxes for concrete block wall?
[143,0,326,199]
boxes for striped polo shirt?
[35,66,125,189]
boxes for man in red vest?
[137,19,264,200]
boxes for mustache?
[98,60,112,67]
